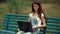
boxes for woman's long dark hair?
[32,2,44,19]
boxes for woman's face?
[33,4,39,12]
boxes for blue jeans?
[20,30,40,34]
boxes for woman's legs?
[24,32,32,34]
[16,31,20,34]
[20,31,25,34]
[16,31,24,34]
[16,31,32,34]
[33,30,40,34]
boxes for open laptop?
[17,21,33,33]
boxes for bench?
[46,17,60,34]
[0,13,60,34]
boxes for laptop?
[17,21,33,33]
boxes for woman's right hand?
[32,26,37,30]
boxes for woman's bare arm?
[27,18,31,22]
[37,15,46,28]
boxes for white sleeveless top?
[29,13,44,29]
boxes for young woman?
[16,2,46,34]
[28,2,46,34]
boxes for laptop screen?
[17,21,33,32]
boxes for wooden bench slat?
[0,30,16,34]
[47,24,60,27]
[4,18,28,21]
[3,24,18,28]
[46,26,60,30]
[3,28,18,32]
[6,14,29,17]
[5,16,29,19]
[46,20,60,23]
[4,22,17,25]
[46,17,60,20]
[46,30,60,33]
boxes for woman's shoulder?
[41,13,44,16]
[29,12,33,17]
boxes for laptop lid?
[17,21,33,32]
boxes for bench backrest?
[3,14,29,32]
[46,17,60,34]
[3,14,60,34]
